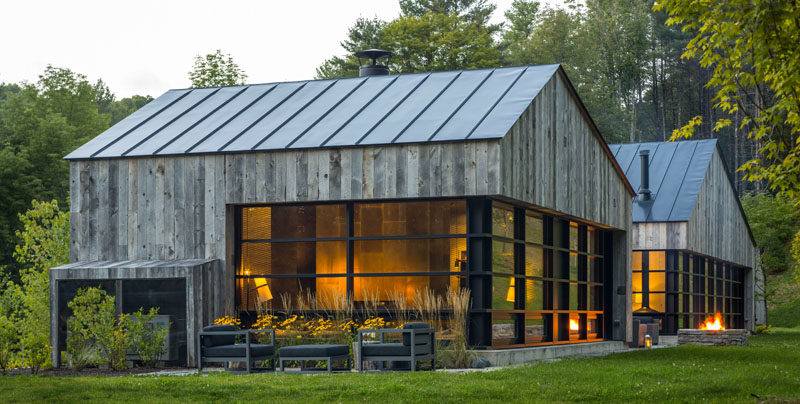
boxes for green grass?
[3,329,800,403]
[768,271,800,328]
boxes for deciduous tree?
[188,49,248,88]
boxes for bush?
[9,267,52,373]
[0,314,17,374]
[128,308,169,368]
[65,314,98,370]
[68,287,131,370]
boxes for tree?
[741,194,800,275]
[317,0,500,79]
[108,95,154,126]
[501,0,540,45]
[188,50,248,88]
[654,0,800,201]
[381,12,501,74]
[13,200,69,272]
[0,67,149,274]
[399,0,499,31]
[316,18,387,79]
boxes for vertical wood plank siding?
[498,73,631,230]
[686,150,756,268]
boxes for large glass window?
[490,203,604,347]
[236,200,467,312]
[632,250,746,334]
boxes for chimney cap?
[639,149,650,156]
[354,49,393,64]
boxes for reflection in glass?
[569,222,579,250]
[525,315,545,344]
[525,246,543,277]
[493,275,515,310]
[492,204,515,238]
[525,279,543,310]
[525,213,543,244]
[492,241,514,274]
[492,312,518,346]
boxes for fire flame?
[699,312,725,331]
[569,319,580,331]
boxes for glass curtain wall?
[490,202,605,347]
[632,250,745,333]
[236,200,466,313]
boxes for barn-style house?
[609,139,764,334]
[51,62,636,366]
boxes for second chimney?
[638,149,652,202]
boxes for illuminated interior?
[237,201,466,311]
[631,249,746,333]
[235,199,610,348]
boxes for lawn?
[2,329,800,404]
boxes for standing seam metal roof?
[608,139,718,222]
[66,64,561,159]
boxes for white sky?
[0,0,566,98]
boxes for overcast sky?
[1,0,566,98]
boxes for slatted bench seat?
[278,344,351,373]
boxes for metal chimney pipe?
[354,49,392,77]
[638,150,652,202]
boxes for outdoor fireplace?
[677,313,748,346]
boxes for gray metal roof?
[66,64,560,159]
[608,139,717,222]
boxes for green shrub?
[65,315,98,370]
[0,314,17,374]
[10,267,52,373]
[68,287,131,370]
[755,324,771,334]
[128,308,169,368]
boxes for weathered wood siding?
[687,149,756,268]
[497,71,632,231]
[631,222,688,251]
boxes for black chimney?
[354,49,392,77]
[638,149,652,202]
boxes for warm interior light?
[254,278,273,302]
[569,319,580,331]
[644,334,652,348]
[699,312,725,330]
[506,278,516,302]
